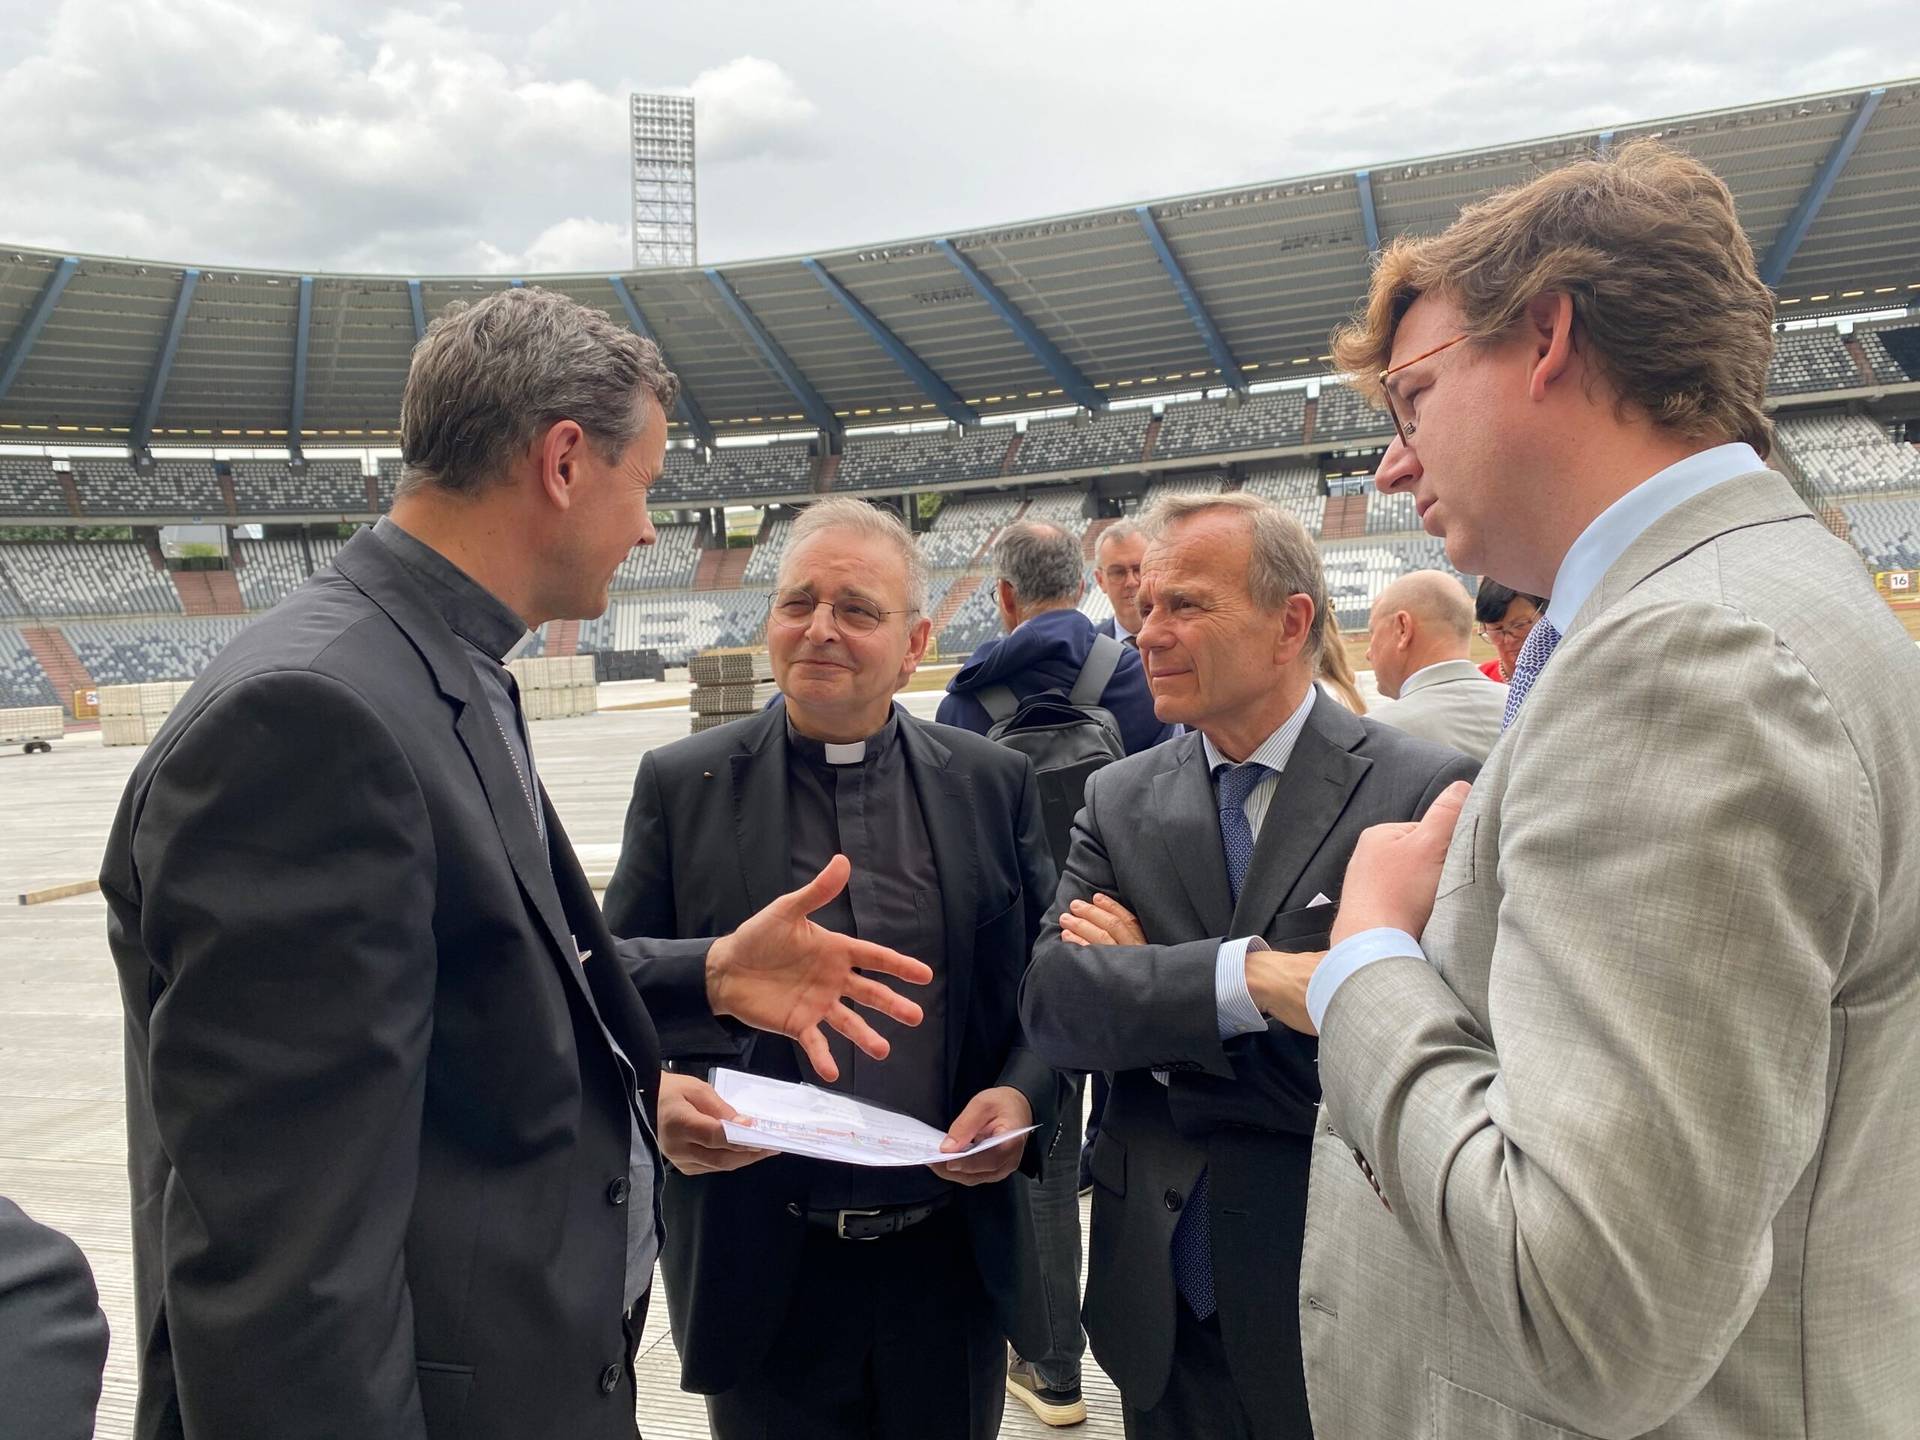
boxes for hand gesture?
[1058,893,1146,947]
[657,1071,775,1175]
[706,853,934,1083]
[929,1086,1033,1187]
[1330,781,1472,947]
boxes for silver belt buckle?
[836,1206,884,1241]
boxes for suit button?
[599,1363,622,1395]
[1163,1188,1183,1212]
[607,1177,630,1206]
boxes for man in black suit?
[0,1197,109,1440]
[605,496,1060,1440]
[102,289,930,1440]
[1020,492,1476,1439]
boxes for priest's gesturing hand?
[705,853,933,1083]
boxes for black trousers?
[705,1210,1004,1440]
[1123,1305,1262,1440]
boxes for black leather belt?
[803,1192,953,1241]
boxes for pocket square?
[1308,893,1332,909]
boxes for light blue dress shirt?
[1305,442,1767,1032]
[1206,685,1319,1039]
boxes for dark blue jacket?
[937,607,1172,755]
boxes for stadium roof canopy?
[1,78,1916,450]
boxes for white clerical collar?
[823,740,866,766]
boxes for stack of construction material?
[99,680,194,747]
[0,705,64,753]
[689,648,775,734]
[506,655,598,721]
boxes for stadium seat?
[0,541,183,617]
[1011,411,1150,475]
[0,627,60,708]
[0,458,70,518]
[1153,391,1306,460]
[230,458,368,515]
[71,458,225,518]
[1776,414,1920,499]
[835,430,1011,492]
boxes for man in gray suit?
[1363,570,1507,761]
[1268,141,1920,1438]
[1020,491,1475,1439]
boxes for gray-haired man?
[103,288,931,1440]
[1019,492,1474,1440]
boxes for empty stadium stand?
[1142,473,1226,500]
[1153,390,1307,461]
[0,627,59,708]
[376,457,403,509]
[919,494,1021,571]
[1011,410,1151,475]
[576,590,768,665]
[1776,414,1920,497]
[934,578,1002,662]
[1862,325,1920,384]
[1841,498,1920,571]
[655,443,813,504]
[1017,488,1093,541]
[230,457,368,514]
[1321,537,1474,629]
[1366,488,1420,535]
[1312,384,1392,446]
[0,541,182,616]
[0,458,70,517]
[610,522,700,591]
[834,430,1010,492]
[1242,463,1325,536]
[72,457,225,517]
[64,617,253,687]
[231,538,316,610]
[1768,328,1862,394]
[741,515,793,586]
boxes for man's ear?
[1524,292,1577,403]
[537,420,588,510]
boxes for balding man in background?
[1363,571,1508,762]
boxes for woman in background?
[1316,603,1368,713]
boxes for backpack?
[977,633,1128,867]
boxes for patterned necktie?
[1501,618,1562,731]
[1170,759,1273,1320]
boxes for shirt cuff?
[1215,936,1271,1039]
[1306,928,1425,1033]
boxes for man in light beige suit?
[1248,141,1920,1438]
[1363,571,1506,762]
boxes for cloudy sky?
[2,0,1916,275]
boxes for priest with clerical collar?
[604,496,1061,1440]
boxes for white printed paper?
[711,1068,1036,1167]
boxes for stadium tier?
[1862,324,1920,384]
[655,442,813,504]
[740,515,793,586]
[1843,498,1920,571]
[230,458,368,515]
[1312,384,1394,446]
[1242,462,1326,535]
[0,625,59,708]
[1154,390,1307,460]
[0,540,181,616]
[70,458,225,518]
[64,617,253,688]
[0,457,69,516]
[1011,410,1152,475]
[1776,414,1920,498]
[919,493,1022,571]
[834,430,1010,491]
[609,522,700,591]
[1768,329,1863,394]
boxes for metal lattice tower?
[630,93,697,269]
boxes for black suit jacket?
[101,530,689,1440]
[1019,693,1477,1433]
[0,1197,109,1440]
[603,703,1060,1394]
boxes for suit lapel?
[333,532,586,1000]
[727,707,791,913]
[1153,734,1234,937]
[901,716,976,1092]
[1229,697,1370,936]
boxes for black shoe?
[1007,1355,1087,1426]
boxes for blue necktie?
[1170,760,1272,1320]
[1501,618,1562,730]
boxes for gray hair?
[399,286,680,497]
[1093,518,1143,564]
[993,521,1084,609]
[1137,490,1328,660]
[782,496,931,615]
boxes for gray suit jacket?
[1300,471,1920,1439]
[1020,692,1475,1432]
[1370,659,1508,762]
[0,1198,108,1440]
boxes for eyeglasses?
[1476,613,1538,644]
[1379,333,1469,446]
[768,590,916,637]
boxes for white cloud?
[467,216,631,274]
[687,54,820,164]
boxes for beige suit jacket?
[1370,659,1508,762]
[1299,471,1920,1439]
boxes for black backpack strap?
[978,684,1020,723]
[1068,633,1124,708]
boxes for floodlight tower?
[630,93,697,268]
